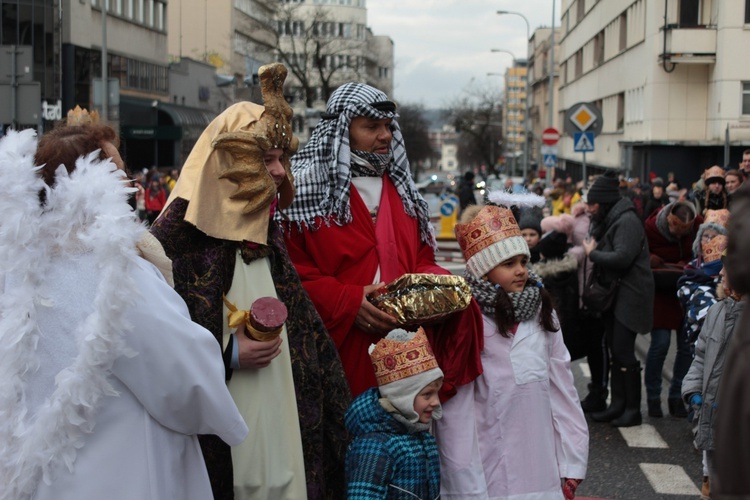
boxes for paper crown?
[705,166,725,182]
[369,327,439,387]
[66,105,100,126]
[704,209,730,228]
[703,234,728,263]
[454,204,529,277]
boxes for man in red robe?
[278,83,483,400]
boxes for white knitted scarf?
[0,129,143,499]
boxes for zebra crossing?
[573,359,702,499]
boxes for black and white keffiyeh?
[278,82,436,249]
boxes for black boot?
[591,363,624,422]
[648,399,663,418]
[581,384,608,413]
[612,363,643,427]
[668,397,688,418]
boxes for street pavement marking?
[579,361,591,379]
[618,424,669,448]
[639,463,701,495]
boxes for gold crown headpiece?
[211,62,298,214]
[66,105,100,126]
[703,234,728,263]
[369,327,439,386]
[454,204,529,277]
[704,209,730,228]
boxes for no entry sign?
[542,127,560,145]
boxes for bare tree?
[397,104,436,180]
[275,4,367,107]
[444,82,504,177]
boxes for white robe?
[434,313,589,500]
[3,254,248,500]
[223,252,307,500]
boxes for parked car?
[415,174,456,195]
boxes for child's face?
[521,229,540,248]
[486,254,529,293]
[413,378,442,424]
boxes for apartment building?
[558,0,750,184]
[275,0,393,142]
[502,61,528,176]
[528,27,561,169]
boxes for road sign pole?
[582,151,587,186]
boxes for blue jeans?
[645,328,693,401]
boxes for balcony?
[661,25,716,64]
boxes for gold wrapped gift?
[368,273,472,326]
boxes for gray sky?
[367,0,560,109]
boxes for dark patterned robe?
[151,197,351,500]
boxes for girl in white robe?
[437,200,589,499]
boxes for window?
[594,31,605,66]
[617,92,625,130]
[679,0,700,27]
[577,0,585,23]
[742,82,750,115]
[155,1,165,30]
[746,0,750,24]
[619,13,627,51]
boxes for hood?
[345,387,404,438]
[603,197,636,228]
[532,253,578,279]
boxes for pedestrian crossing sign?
[543,154,556,167]
[574,132,595,152]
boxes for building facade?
[502,61,528,177]
[558,0,750,184]
[528,27,561,172]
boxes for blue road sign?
[573,132,595,152]
[440,202,455,217]
[543,154,556,167]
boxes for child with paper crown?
[435,191,588,499]
[345,327,443,499]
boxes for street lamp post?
[497,10,531,182]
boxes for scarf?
[463,269,543,323]
[351,151,391,178]
[278,82,436,249]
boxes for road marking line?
[639,463,700,495]
[618,424,669,448]
[579,361,591,379]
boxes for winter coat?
[645,203,702,329]
[532,254,585,360]
[677,259,722,344]
[693,189,728,215]
[714,182,750,497]
[588,197,654,334]
[681,298,745,451]
[345,388,441,500]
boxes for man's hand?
[355,282,399,335]
[235,323,282,369]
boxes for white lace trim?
[0,130,143,499]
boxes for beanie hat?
[369,328,444,424]
[536,231,569,260]
[454,204,530,278]
[585,171,621,204]
[704,165,725,185]
[517,207,543,237]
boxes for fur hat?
[541,213,575,241]
[585,171,621,204]
[369,328,444,424]
[455,204,530,278]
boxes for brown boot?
[700,475,710,500]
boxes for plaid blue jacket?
[345,388,441,499]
